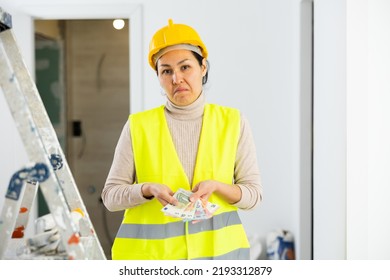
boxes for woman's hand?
[191,180,242,205]
[141,183,178,206]
[190,180,218,202]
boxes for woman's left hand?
[190,180,219,203]
[190,180,242,205]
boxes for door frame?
[23,3,144,115]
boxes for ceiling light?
[113,19,125,30]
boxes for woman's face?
[157,49,207,106]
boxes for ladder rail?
[0,37,86,259]
[0,181,28,258]
[0,19,105,259]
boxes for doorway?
[34,19,130,259]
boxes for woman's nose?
[172,71,183,84]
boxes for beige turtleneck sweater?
[102,93,262,211]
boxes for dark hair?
[155,50,210,85]
[191,51,209,85]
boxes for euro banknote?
[161,188,219,223]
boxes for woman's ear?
[202,58,208,76]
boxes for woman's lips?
[174,87,187,94]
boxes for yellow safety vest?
[111,103,250,260]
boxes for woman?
[102,19,262,260]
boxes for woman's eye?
[181,65,190,71]
[162,69,172,75]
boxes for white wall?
[313,0,347,259]
[314,0,390,260]
[347,0,390,260]
[365,0,390,260]
[346,0,368,260]
[0,0,312,259]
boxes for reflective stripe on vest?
[111,104,250,260]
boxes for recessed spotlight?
[113,19,125,30]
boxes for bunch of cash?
[161,188,219,223]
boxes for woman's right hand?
[141,183,178,206]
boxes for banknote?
[161,188,219,222]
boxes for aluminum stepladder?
[0,8,106,260]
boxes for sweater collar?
[165,92,205,120]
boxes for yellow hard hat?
[148,19,208,69]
